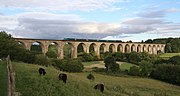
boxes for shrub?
[128,52,141,65]
[52,58,84,72]
[86,73,95,81]
[104,56,120,73]
[35,54,51,67]
[169,55,180,65]
[78,52,93,62]
[128,66,139,76]
[150,64,180,85]
[139,60,153,77]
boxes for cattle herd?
[38,68,104,93]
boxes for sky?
[0,0,180,42]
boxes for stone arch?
[143,45,147,52]
[131,44,136,52]
[89,43,97,53]
[17,41,25,48]
[148,45,152,54]
[117,44,123,52]
[109,44,116,53]
[77,43,87,53]
[100,43,106,54]
[125,44,130,53]
[30,41,43,53]
[46,42,59,58]
[152,45,156,54]
[63,42,75,59]
[137,45,141,52]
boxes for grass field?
[120,62,138,71]
[83,61,137,72]
[82,61,101,66]
[0,61,7,96]
[13,62,180,96]
[159,53,180,59]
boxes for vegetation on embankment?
[0,61,7,96]
[159,53,180,59]
[13,62,180,96]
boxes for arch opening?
[117,44,123,52]
[63,42,74,59]
[109,44,115,53]
[125,44,130,53]
[137,45,141,52]
[46,42,58,58]
[131,44,136,52]
[30,41,42,54]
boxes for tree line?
[144,38,180,53]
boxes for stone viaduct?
[15,38,166,59]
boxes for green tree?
[104,56,120,72]
[169,55,180,65]
[128,66,139,76]
[35,54,51,67]
[139,60,153,77]
[0,31,36,63]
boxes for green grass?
[82,61,101,66]
[120,62,138,71]
[13,62,180,96]
[0,61,7,96]
[159,53,180,59]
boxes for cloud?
[122,18,167,25]
[0,11,180,41]
[136,8,180,18]
[0,12,122,39]
[0,0,126,11]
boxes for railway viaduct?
[15,38,166,59]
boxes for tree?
[169,55,180,65]
[139,60,153,77]
[35,54,51,67]
[144,39,153,43]
[104,56,120,72]
[165,43,172,53]
[128,52,141,65]
[0,31,36,62]
[128,66,139,76]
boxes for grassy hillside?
[159,53,180,59]
[13,62,180,96]
[0,61,7,96]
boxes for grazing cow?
[59,73,67,83]
[94,83,104,93]
[38,68,46,75]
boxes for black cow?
[59,73,67,83]
[38,68,46,75]
[94,83,104,93]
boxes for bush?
[104,56,120,73]
[86,73,95,81]
[139,60,153,77]
[150,64,180,85]
[35,54,51,67]
[78,52,93,62]
[52,58,84,72]
[128,66,139,76]
[169,55,180,65]
[128,52,141,64]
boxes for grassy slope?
[83,61,137,71]
[120,62,138,71]
[159,53,180,59]
[13,62,180,96]
[0,61,7,96]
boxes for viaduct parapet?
[15,38,166,59]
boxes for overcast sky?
[0,0,180,41]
